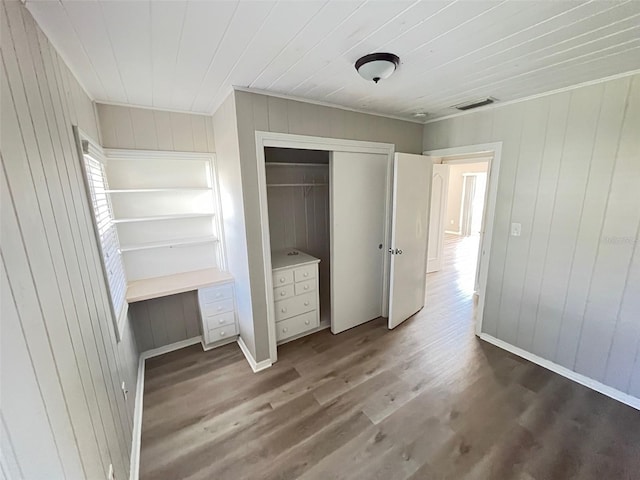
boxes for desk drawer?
[201,298,234,317]
[205,324,238,344]
[294,264,316,282]
[276,311,318,342]
[274,284,295,301]
[275,292,316,322]
[295,278,316,295]
[199,284,233,303]
[205,311,235,331]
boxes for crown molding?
[231,86,425,125]
[424,69,640,124]
[95,100,212,117]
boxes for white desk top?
[126,268,233,303]
[271,249,320,271]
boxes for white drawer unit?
[201,298,234,317]
[197,280,238,350]
[271,250,320,344]
[276,311,319,342]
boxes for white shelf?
[106,187,212,193]
[126,267,233,303]
[267,183,328,187]
[266,162,328,167]
[113,213,214,224]
[120,236,218,252]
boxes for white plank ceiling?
[26,0,640,121]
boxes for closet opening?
[265,147,331,344]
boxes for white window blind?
[80,137,128,341]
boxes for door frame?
[423,142,502,336]
[256,131,395,363]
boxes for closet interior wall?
[265,148,330,325]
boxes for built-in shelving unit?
[107,187,212,193]
[112,213,214,224]
[120,235,218,252]
[104,149,225,284]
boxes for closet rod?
[265,162,328,167]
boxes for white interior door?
[388,153,432,330]
[331,151,388,334]
[426,164,449,273]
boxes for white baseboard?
[237,336,272,373]
[129,354,144,480]
[445,230,461,235]
[129,336,202,480]
[479,333,640,411]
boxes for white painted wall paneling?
[1,3,138,479]
[422,73,640,399]
[26,0,640,120]
[231,90,423,362]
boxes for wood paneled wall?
[1,3,138,479]
[96,103,218,353]
[423,74,640,399]
[97,103,215,152]
[233,90,425,362]
[266,161,330,323]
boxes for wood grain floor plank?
[140,234,640,480]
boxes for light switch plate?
[511,223,522,237]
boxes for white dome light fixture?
[355,53,400,83]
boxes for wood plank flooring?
[140,234,640,480]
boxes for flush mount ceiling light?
[355,53,400,83]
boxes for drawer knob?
[219,318,224,324]
[304,301,310,306]
[304,285,309,290]
[217,306,223,311]
[303,272,309,277]
[279,278,285,283]
[220,331,226,337]
[281,307,287,313]
[216,293,221,298]
[283,327,288,333]
[280,291,286,296]
[305,320,310,325]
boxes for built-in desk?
[126,268,238,351]
[126,267,233,303]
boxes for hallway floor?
[139,234,640,480]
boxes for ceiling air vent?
[453,97,497,111]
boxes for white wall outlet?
[107,463,115,480]
[511,222,522,237]
[121,381,128,401]
[450,219,454,225]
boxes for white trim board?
[424,142,502,337]
[237,336,273,373]
[480,334,640,411]
[129,336,202,480]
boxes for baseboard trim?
[444,230,461,235]
[129,336,202,480]
[237,336,272,373]
[479,333,640,411]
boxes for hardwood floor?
[140,234,640,480]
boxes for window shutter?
[81,139,128,339]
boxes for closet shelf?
[266,162,328,167]
[113,213,214,223]
[120,236,218,252]
[106,187,212,193]
[267,183,328,187]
